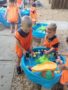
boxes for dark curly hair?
[66,37,68,43]
[32,2,36,7]
[9,0,16,3]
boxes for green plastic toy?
[45,70,53,80]
[36,55,50,64]
[40,70,53,80]
[37,26,46,31]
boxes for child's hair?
[33,0,36,2]
[66,37,68,43]
[9,0,16,3]
[47,23,57,31]
[21,16,32,27]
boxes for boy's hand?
[44,47,54,54]
[23,49,27,55]
[56,59,63,64]
[58,64,66,70]
[31,51,35,56]
[44,50,49,54]
[64,82,68,86]
[29,46,33,52]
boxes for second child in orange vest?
[43,23,62,64]
[6,0,20,33]
[58,37,68,90]
[15,16,32,75]
[30,2,37,24]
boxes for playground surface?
[0,0,68,90]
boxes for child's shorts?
[7,20,18,25]
[10,22,18,26]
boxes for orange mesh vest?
[7,5,19,23]
[15,29,32,58]
[30,6,37,22]
[43,36,59,51]
[60,58,68,85]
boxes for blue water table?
[32,23,48,38]
[0,7,10,27]
[20,9,30,16]
[32,23,48,46]
[21,46,66,89]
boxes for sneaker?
[16,66,22,75]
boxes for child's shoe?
[16,66,22,75]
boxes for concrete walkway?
[0,28,16,90]
[0,61,15,90]
[39,21,68,30]
[46,21,68,30]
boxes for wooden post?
[51,0,68,9]
[49,0,52,4]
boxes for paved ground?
[0,27,16,90]
[43,21,68,30]
[0,61,15,90]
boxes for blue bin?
[0,7,10,27]
[0,7,30,27]
[32,23,48,38]
[20,46,66,88]
[20,9,30,16]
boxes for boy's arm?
[58,64,68,70]
[45,41,59,54]
[47,47,55,53]
[44,47,55,54]
[16,39,27,54]
[40,38,44,46]
[65,66,68,70]
[29,38,33,52]
[61,52,68,56]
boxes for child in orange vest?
[30,2,37,24]
[6,0,20,33]
[15,16,32,74]
[43,23,59,53]
[43,23,62,63]
[59,37,68,90]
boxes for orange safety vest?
[43,36,59,51]
[15,29,32,58]
[30,6,37,22]
[7,5,19,23]
[60,58,68,85]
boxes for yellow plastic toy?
[32,62,57,78]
